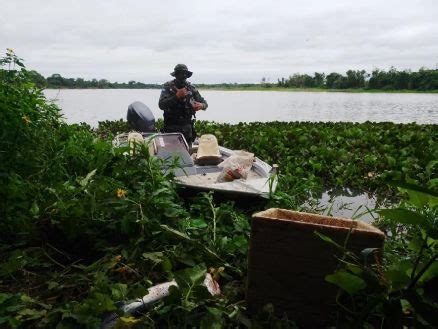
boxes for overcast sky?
[1,0,438,83]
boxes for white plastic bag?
[217,151,255,182]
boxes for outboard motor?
[127,101,156,132]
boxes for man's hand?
[175,87,188,99]
[192,101,204,111]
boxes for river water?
[44,89,438,127]
[303,188,385,222]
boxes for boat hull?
[113,132,278,199]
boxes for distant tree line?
[196,83,259,89]
[22,67,438,91]
[276,67,438,91]
[39,73,161,89]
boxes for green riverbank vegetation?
[1,50,437,328]
[27,60,438,93]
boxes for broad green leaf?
[325,270,366,294]
[187,267,206,285]
[418,260,438,283]
[174,266,206,289]
[408,236,424,252]
[407,190,438,208]
[393,260,414,277]
[161,257,173,272]
[386,156,396,166]
[426,160,438,174]
[427,236,437,247]
[20,294,36,304]
[111,283,127,300]
[0,293,12,304]
[92,293,116,312]
[16,308,47,320]
[385,269,410,291]
[186,219,208,229]
[386,181,438,208]
[346,264,363,275]
[400,299,412,315]
[377,209,430,228]
[152,187,171,197]
[428,178,438,189]
[142,252,164,264]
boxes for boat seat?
[127,132,156,156]
[196,134,222,165]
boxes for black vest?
[164,81,195,126]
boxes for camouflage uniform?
[158,67,208,144]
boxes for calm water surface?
[44,89,438,126]
[304,188,387,222]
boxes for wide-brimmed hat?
[170,64,193,77]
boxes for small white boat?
[113,102,278,198]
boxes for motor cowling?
[127,101,156,132]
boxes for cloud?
[1,0,438,83]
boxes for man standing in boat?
[158,64,208,145]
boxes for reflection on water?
[303,188,393,223]
[44,89,438,127]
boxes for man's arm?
[158,84,179,110]
[192,87,208,110]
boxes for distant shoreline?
[198,87,438,93]
[44,87,438,94]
